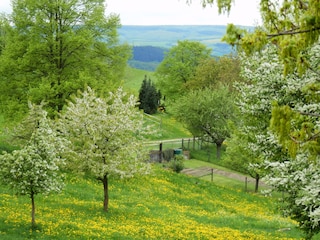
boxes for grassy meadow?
[122,66,155,96]
[122,66,192,140]
[0,166,303,239]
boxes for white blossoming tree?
[59,87,151,212]
[0,103,65,228]
[266,42,320,240]
[264,153,320,240]
[223,45,291,192]
[195,1,320,238]
[229,42,320,239]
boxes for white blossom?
[58,87,152,210]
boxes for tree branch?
[290,131,320,144]
[267,26,320,38]
[298,111,320,117]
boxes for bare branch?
[267,26,320,38]
[298,111,320,117]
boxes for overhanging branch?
[267,26,320,38]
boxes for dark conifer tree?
[138,75,161,114]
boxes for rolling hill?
[118,25,240,71]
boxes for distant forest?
[119,25,239,71]
[132,46,166,62]
[128,46,167,71]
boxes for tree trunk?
[216,143,222,160]
[31,192,35,228]
[255,174,260,193]
[102,174,109,212]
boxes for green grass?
[121,66,193,141]
[149,112,192,140]
[0,166,304,239]
[183,159,266,193]
[121,66,193,140]
[122,66,155,96]
[0,136,18,153]
[184,159,231,171]
[142,112,192,142]
[189,143,226,165]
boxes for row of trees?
[0,0,151,229]
[0,87,151,227]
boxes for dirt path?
[182,166,260,184]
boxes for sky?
[0,0,261,26]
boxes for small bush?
[168,155,185,173]
[163,149,174,161]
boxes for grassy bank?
[143,112,192,140]
[122,66,155,96]
[0,166,302,239]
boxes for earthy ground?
[182,166,262,184]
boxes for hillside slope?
[0,166,302,239]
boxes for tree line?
[132,46,166,62]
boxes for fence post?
[159,142,163,163]
[211,169,213,182]
[182,139,184,149]
[245,177,248,192]
[193,136,195,150]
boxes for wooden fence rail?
[182,167,263,192]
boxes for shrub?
[138,76,161,114]
[168,155,185,173]
[163,149,174,161]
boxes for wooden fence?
[182,167,262,192]
[145,137,202,150]
[147,137,202,162]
